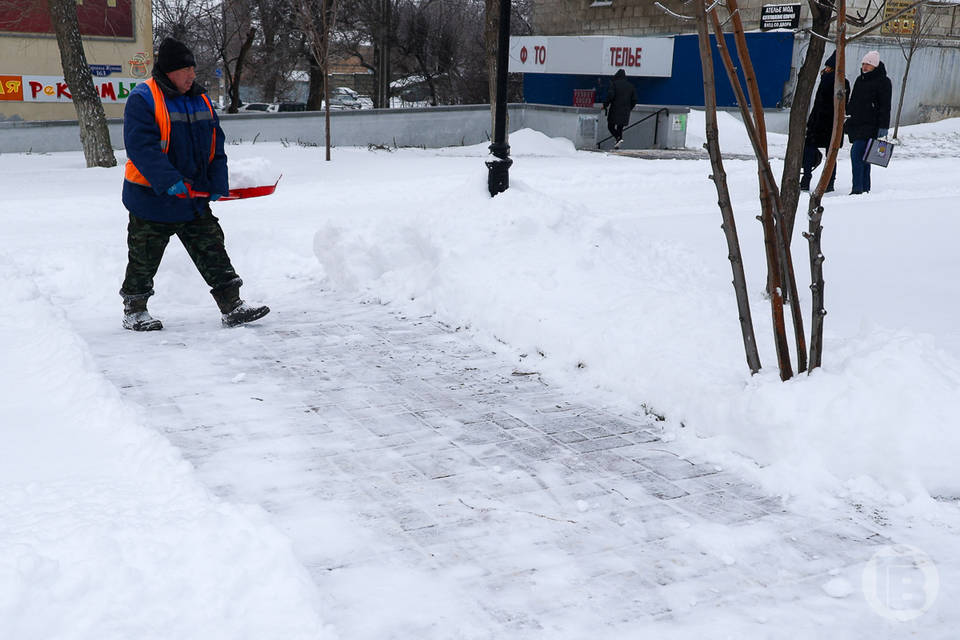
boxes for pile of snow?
[229,156,281,189]
[685,109,790,157]
[0,264,331,639]
[432,128,578,158]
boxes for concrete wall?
[0,104,689,155]
[783,33,960,128]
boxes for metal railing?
[597,107,669,149]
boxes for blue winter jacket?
[122,73,228,222]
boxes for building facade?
[532,0,960,39]
[0,0,153,121]
[521,0,960,125]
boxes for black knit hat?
[824,51,837,69]
[156,38,196,74]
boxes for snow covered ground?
[2,113,959,638]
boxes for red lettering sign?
[57,82,71,99]
[520,46,528,63]
[609,47,644,68]
[29,81,43,99]
[100,83,116,100]
[0,76,23,101]
[534,45,547,65]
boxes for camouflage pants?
[120,208,241,300]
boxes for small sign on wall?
[573,89,596,108]
[760,4,801,30]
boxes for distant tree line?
[152,0,532,112]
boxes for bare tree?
[691,0,762,374]
[394,0,480,105]
[485,0,500,130]
[152,0,197,44]
[336,0,394,107]
[661,0,924,377]
[47,0,116,167]
[299,0,339,159]
[891,2,939,138]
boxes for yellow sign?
[882,0,917,36]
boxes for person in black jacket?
[603,69,638,149]
[845,50,892,194]
[801,51,849,193]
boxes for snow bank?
[686,109,790,157]
[433,127,578,158]
[0,261,332,639]
[308,115,960,504]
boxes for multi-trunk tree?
[665,0,924,379]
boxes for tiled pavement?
[89,286,891,637]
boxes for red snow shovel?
[178,176,282,201]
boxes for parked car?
[328,87,362,110]
[277,102,307,112]
[238,102,279,113]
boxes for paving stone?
[82,289,891,639]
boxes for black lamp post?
[486,0,512,197]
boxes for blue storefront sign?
[521,32,795,109]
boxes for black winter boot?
[121,294,163,331]
[799,174,811,192]
[212,281,270,327]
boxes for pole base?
[485,157,513,196]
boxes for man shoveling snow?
[119,37,270,331]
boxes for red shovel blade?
[177,175,282,200]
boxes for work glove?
[209,193,223,201]
[166,180,188,196]
[877,128,889,138]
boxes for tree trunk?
[694,1,762,376]
[376,0,392,108]
[781,0,833,240]
[725,0,806,373]
[46,0,116,168]
[806,0,847,371]
[227,27,256,113]
[321,0,337,161]
[485,0,499,135]
[307,56,323,110]
[707,5,792,380]
[893,53,913,138]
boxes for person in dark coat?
[844,50,892,195]
[603,69,638,149]
[801,51,849,193]
[120,38,269,331]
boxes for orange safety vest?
[124,77,217,187]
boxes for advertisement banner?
[509,36,674,78]
[0,1,134,38]
[0,75,24,101]
[1,74,142,103]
